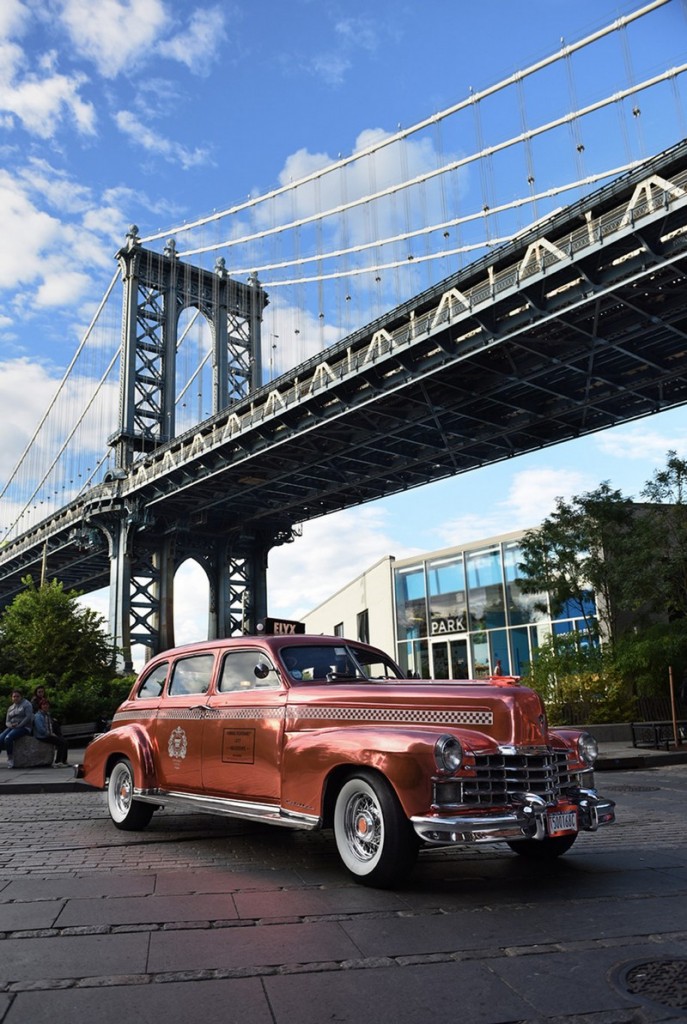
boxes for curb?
[596,750,687,771]
[0,780,95,795]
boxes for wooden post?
[669,665,681,747]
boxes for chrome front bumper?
[411,788,616,846]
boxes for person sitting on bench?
[0,689,33,769]
[33,699,69,766]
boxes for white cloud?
[503,465,592,522]
[596,424,687,462]
[0,162,129,303]
[0,358,62,477]
[35,269,91,307]
[0,169,61,288]
[0,37,96,138]
[335,18,379,53]
[158,5,226,75]
[0,0,29,39]
[434,465,592,546]
[268,507,402,619]
[57,0,168,78]
[19,158,93,214]
[309,53,351,87]
[114,108,212,169]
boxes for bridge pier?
[99,513,282,669]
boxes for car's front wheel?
[107,757,155,831]
[506,834,577,859]
[333,771,418,887]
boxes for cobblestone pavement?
[0,765,686,1024]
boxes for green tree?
[517,483,640,647]
[0,576,115,688]
[640,451,687,620]
[522,633,634,725]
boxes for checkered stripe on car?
[200,707,287,720]
[288,707,494,725]
[113,709,157,722]
[113,706,493,725]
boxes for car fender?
[81,724,157,791]
[280,725,494,820]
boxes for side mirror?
[254,662,272,680]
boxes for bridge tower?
[104,227,271,668]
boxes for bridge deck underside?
[147,223,687,537]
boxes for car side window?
[168,654,215,696]
[219,650,279,692]
[137,662,169,699]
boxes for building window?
[334,621,344,636]
[357,609,370,644]
[466,547,506,630]
[503,541,548,625]
[427,555,467,636]
[395,566,427,639]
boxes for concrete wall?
[303,556,397,655]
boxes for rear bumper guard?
[411,788,616,846]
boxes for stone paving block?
[1,873,155,902]
[233,884,408,920]
[487,940,687,1017]
[4,978,273,1024]
[0,899,64,931]
[342,892,687,959]
[407,859,687,911]
[341,906,552,958]
[148,920,361,973]
[264,959,534,1024]
[0,932,150,986]
[55,892,239,927]
[153,867,302,894]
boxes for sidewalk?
[0,747,89,794]
[0,739,686,795]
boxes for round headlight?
[577,732,599,766]
[434,734,463,773]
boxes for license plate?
[547,810,578,835]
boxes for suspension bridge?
[1,1,687,667]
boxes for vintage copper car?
[78,633,615,886]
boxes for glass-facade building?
[394,535,595,679]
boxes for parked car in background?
[77,629,615,886]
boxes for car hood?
[285,679,551,749]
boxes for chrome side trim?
[132,786,321,830]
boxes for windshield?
[280,643,404,683]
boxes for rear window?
[168,654,215,696]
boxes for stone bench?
[12,734,54,768]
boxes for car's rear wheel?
[506,834,577,859]
[107,757,155,831]
[333,771,418,887]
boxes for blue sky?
[2,0,687,644]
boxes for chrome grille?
[434,748,575,809]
